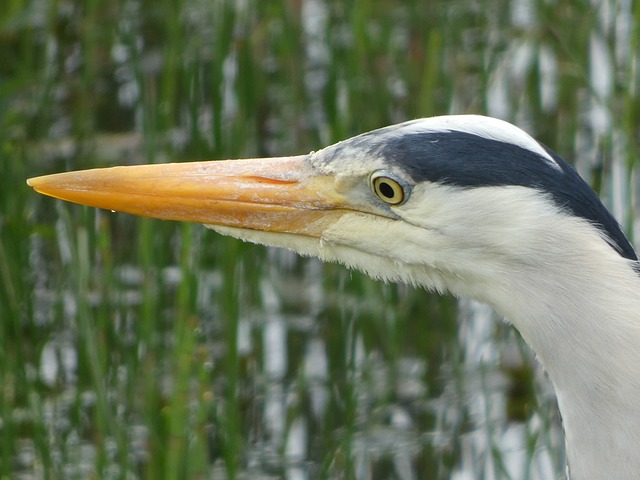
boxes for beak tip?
[27,176,45,188]
[27,176,55,195]
[27,175,55,191]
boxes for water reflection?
[29,193,565,478]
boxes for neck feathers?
[490,220,640,479]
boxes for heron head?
[27,115,636,303]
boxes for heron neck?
[493,251,640,479]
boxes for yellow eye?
[372,175,405,205]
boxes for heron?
[28,115,640,479]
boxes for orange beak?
[27,155,350,237]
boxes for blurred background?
[2,0,638,478]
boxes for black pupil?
[379,181,395,199]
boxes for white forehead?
[399,115,558,168]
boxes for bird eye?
[371,173,406,205]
